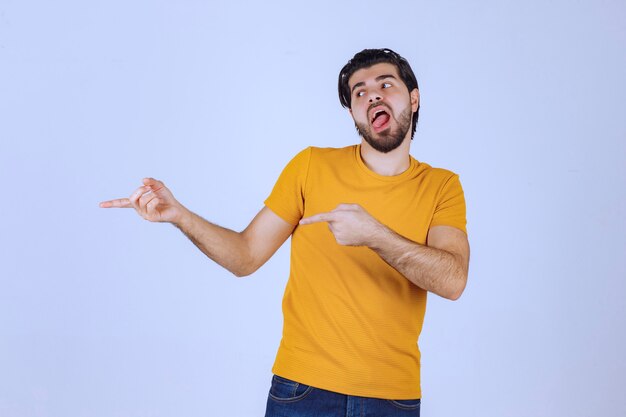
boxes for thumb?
[142,177,167,192]
[143,177,162,186]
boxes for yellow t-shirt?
[264,145,467,399]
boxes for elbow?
[447,275,467,301]
[230,240,258,278]
[230,234,265,278]
[231,259,260,278]
[232,269,251,278]
[232,265,254,278]
[447,288,463,301]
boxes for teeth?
[372,109,386,122]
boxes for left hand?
[299,204,385,246]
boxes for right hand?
[99,177,187,224]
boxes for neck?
[360,136,412,176]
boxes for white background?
[1,1,625,416]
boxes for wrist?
[173,207,194,230]
[366,221,391,249]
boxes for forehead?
[348,62,402,89]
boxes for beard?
[354,104,413,153]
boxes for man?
[100,48,469,417]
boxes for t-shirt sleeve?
[264,147,312,225]
[430,173,467,234]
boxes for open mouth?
[370,107,391,131]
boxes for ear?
[410,88,420,113]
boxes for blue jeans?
[264,374,421,417]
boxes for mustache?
[368,103,392,114]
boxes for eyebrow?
[351,74,398,94]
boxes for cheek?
[350,108,362,122]
[356,107,369,122]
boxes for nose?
[367,87,383,103]
[368,94,382,103]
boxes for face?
[348,63,419,153]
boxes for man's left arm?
[371,223,469,300]
[299,204,470,300]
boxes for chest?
[303,169,438,244]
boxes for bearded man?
[101,48,470,417]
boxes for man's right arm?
[174,206,295,277]
[100,177,296,277]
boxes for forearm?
[369,227,467,300]
[173,208,252,277]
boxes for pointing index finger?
[99,198,131,208]
[299,212,334,225]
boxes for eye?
[356,91,365,97]
[382,82,392,88]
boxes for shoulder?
[294,145,357,167]
[308,145,356,158]
[414,160,460,184]
[277,145,355,176]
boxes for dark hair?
[338,48,420,139]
